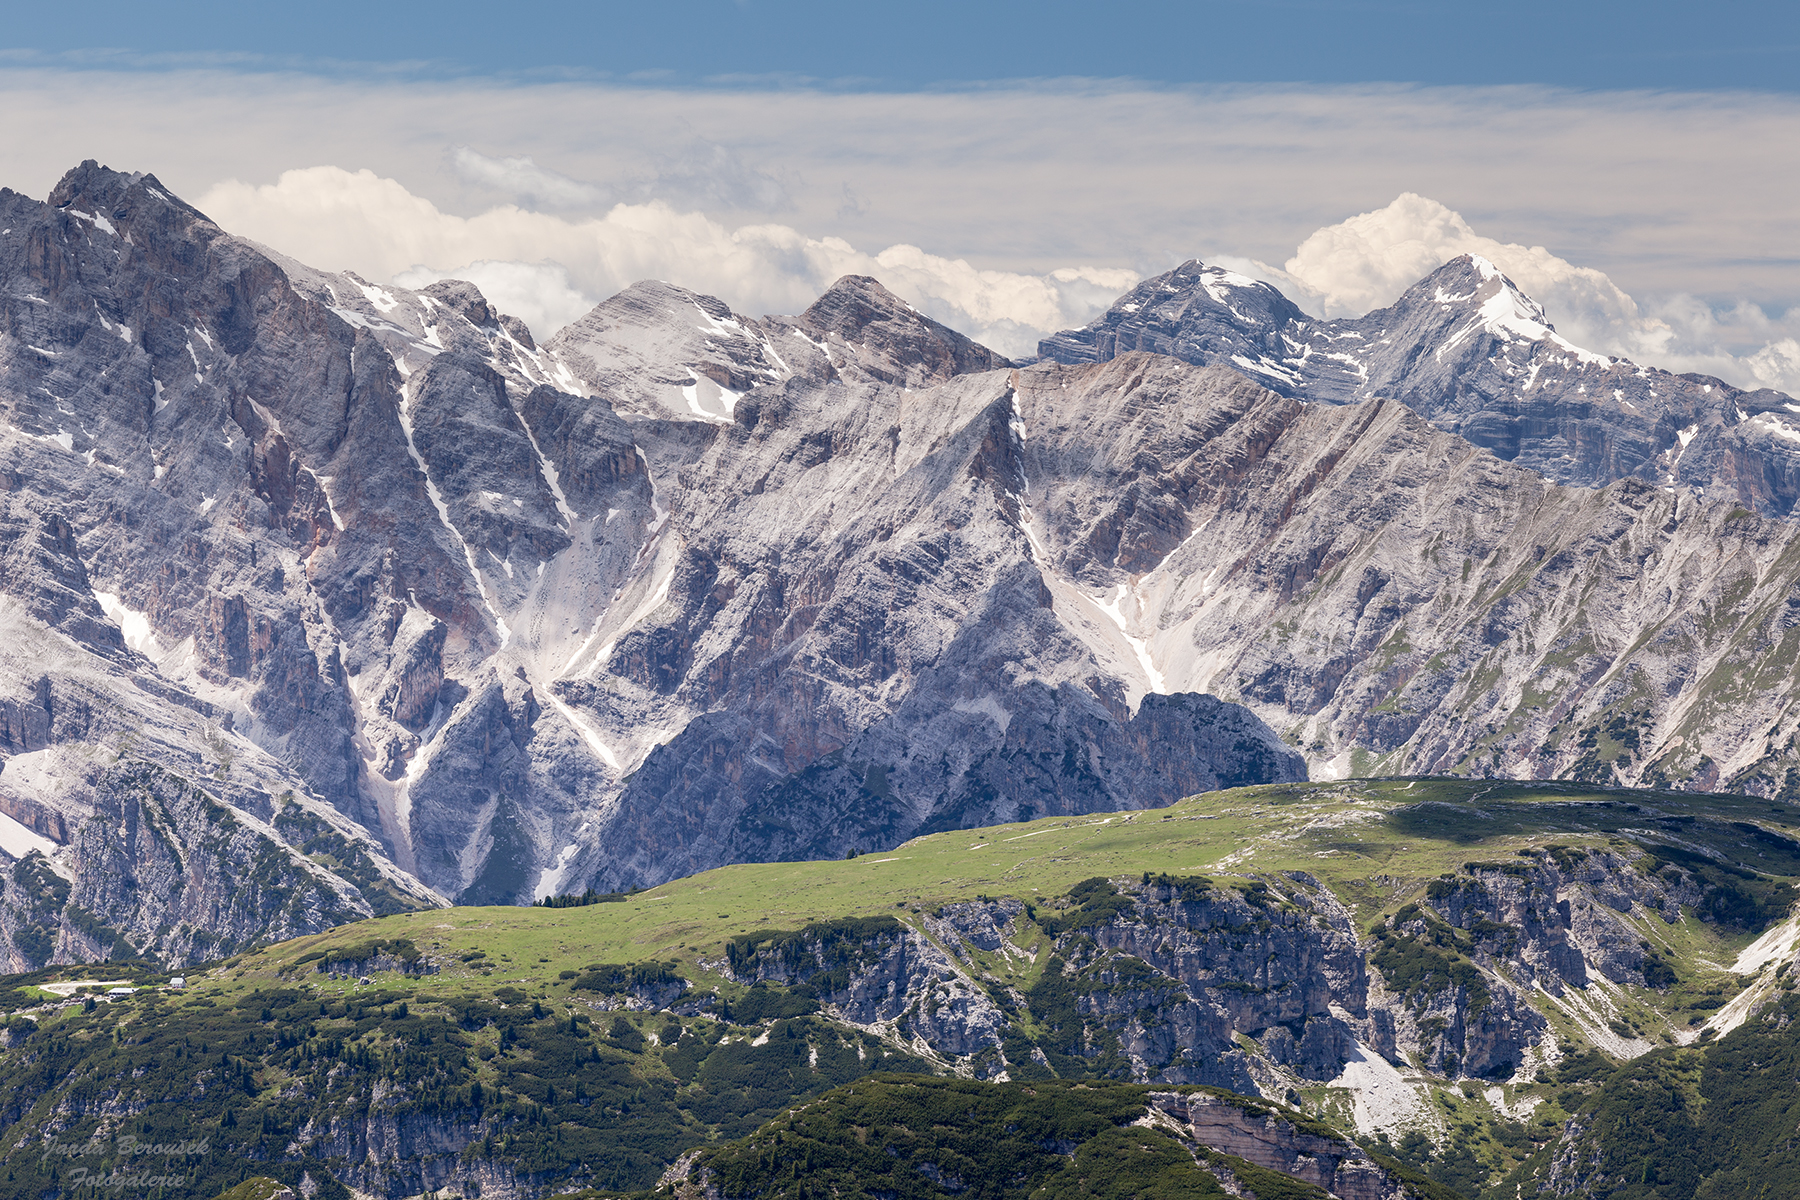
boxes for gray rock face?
[999,353,1800,792]
[927,896,1024,953]
[0,743,423,971]
[1430,847,1696,995]
[1145,1091,1407,1200]
[721,873,1557,1095]
[0,163,487,961]
[0,162,1300,955]
[729,919,1014,1062]
[1042,255,1800,516]
[9,158,1800,960]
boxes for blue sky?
[8,0,1798,91]
[1,3,1797,390]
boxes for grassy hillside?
[4,776,1798,1200]
[115,776,1800,1001]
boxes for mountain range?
[1042,256,1800,513]
[4,161,1800,971]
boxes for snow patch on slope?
[93,590,163,657]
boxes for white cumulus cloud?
[1746,339,1800,392]
[198,165,1137,356]
[1258,193,1800,396]
[451,147,606,209]
[197,166,1800,396]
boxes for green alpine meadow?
[3,777,1798,1199]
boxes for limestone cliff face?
[0,163,460,963]
[728,918,1014,1060]
[0,751,430,971]
[1427,847,1697,993]
[8,160,1800,955]
[285,1095,534,1200]
[1003,353,1800,793]
[721,875,1511,1092]
[718,849,1759,1107]
[1145,1090,1407,1200]
[0,162,1303,937]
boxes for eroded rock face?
[716,847,1759,1123]
[1146,1091,1406,1200]
[286,1097,508,1200]
[9,159,1800,953]
[1041,255,1800,517]
[0,757,415,971]
[1428,847,1698,994]
[927,897,1024,953]
[1071,875,1369,1086]
[720,873,1563,1096]
[1001,354,1800,794]
[726,919,1014,1064]
[0,163,478,963]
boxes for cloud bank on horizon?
[197,163,1139,359]
[198,165,1800,395]
[2,68,1795,392]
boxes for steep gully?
[1,164,1800,959]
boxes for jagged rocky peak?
[1038,258,1306,379]
[1040,249,1800,515]
[1358,253,1587,374]
[419,277,497,329]
[1406,251,1545,309]
[1326,253,1797,496]
[545,272,1013,421]
[784,273,1013,388]
[43,159,204,225]
[544,278,803,421]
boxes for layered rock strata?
[7,161,1800,954]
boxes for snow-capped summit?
[1038,259,1307,390]
[543,273,1011,425]
[1041,253,1800,510]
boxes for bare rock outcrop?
[10,159,1800,959]
[1148,1090,1407,1200]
